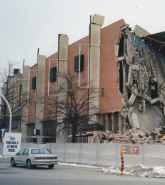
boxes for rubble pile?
[99,127,165,145]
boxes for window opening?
[32,76,36,90]
[150,81,158,99]
[20,84,22,96]
[118,35,124,57]
[109,113,112,131]
[74,54,84,72]
[14,69,20,74]
[116,113,119,132]
[119,62,123,94]
[27,123,35,136]
[102,88,104,97]
[50,67,56,82]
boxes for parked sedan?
[11,148,58,169]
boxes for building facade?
[3,14,165,143]
[25,14,126,142]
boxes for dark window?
[22,149,29,155]
[74,55,84,72]
[151,81,158,99]
[20,84,22,96]
[50,67,56,82]
[31,149,51,154]
[102,88,104,97]
[14,69,20,74]
[27,123,36,142]
[118,35,124,57]
[32,76,36,90]
[43,121,55,137]
[27,123,35,136]
[18,149,26,155]
[119,62,123,94]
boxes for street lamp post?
[0,91,12,133]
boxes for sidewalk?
[0,155,10,163]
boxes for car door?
[15,149,26,164]
[21,148,29,165]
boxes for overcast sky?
[0,0,165,73]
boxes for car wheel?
[11,158,16,167]
[27,160,32,169]
[48,164,54,169]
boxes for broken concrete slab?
[98,127,165,145]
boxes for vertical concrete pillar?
[13,69,21,132]
[112,113,116,132]
[57,34,69,143]
[58,34,69,87]
[89,14,104,124]
[102,114,105,131]
[107,113,110,131]
[21,65,30,141]
[119,112,123,132]
[13,69,21,110]
[35,55,46,143]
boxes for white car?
[11,148,58,169]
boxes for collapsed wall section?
[118,26,165,132]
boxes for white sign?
[3,133,22,156]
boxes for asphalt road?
[0,163,165,185]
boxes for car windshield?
[31,149,51,154]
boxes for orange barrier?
[120,149,124,175]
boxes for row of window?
[31,67,56,90]
[30,55,84,90]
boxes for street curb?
[0,158,10,163]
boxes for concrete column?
[107,113,110,131]
[112,113,116,132]
[13,69,21,111]
[13,69,21,132]
[57,34,69,143]
[119,112,123,132]
[58,34,69,88]
[35,55,46,143]
[21,65,30,140]
[102,114,105,131]
[89,14,104,123]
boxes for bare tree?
[0,61,30,131]
[44,72,98,143]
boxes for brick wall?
[42,19,126,120]
[68,36,89,86]
[44,52,58,120]
[28,64,37,123]
[99,19,126,113]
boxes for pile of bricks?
[100,127,165,145]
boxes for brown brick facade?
[15,18,127,140]
[100,19,125,113]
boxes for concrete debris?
[98,128,165,145]
[101,164,165,178]
[118,25,165,132]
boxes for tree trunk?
[72,122,77,143]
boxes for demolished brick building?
[2,14,165,143]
